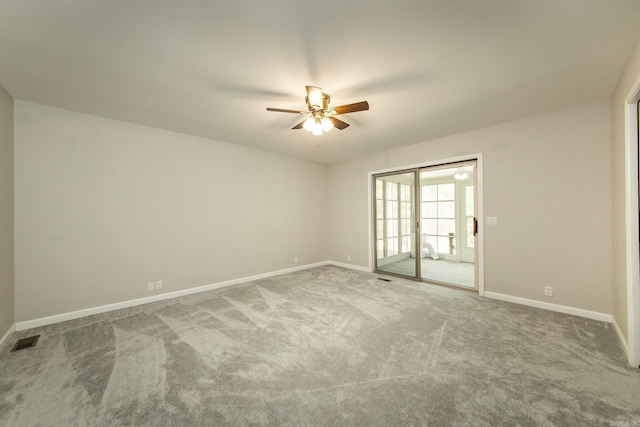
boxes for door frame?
[623,75,640,367]
[368,153,485,296]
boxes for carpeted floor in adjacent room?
[1,265,639,426]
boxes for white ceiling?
[1,1,639,164]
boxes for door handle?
[473,218,478,236]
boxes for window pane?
[421,185,437,201]
[387,201,398,219]
[387,238,398,256]
[386,219,398,237]
[401,201,412,218]
[377,220,384,239]
[376,200,384,219]
[437,219,455,235]
[400,184,412,201]
[466,186,474,216]
[422,202,437,218]
[400,236,410,253]
[386,182,398,199]
[401,219,411,235]
[438,201,455,218]
[376,180,383,199]
[377,240,384,258]
[438,183,455,200]
[423,219,437,235]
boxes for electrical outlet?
[147,281,155,291]
[544,286,553,297]
[347,255,351,261]
[294,256,299,263]
[156,280,163,290]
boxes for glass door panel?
[373,160,477,291]
[420,180,457,261]
[419,162,476,289]
[374,171,417,278]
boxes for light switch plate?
[487,216,498,225]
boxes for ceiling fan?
[267,86,369,135]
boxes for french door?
[373,160,478,290]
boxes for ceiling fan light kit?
[267,86,369,137]
[303,116,333,134]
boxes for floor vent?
[10,335,40,352]
[377,278,392,282]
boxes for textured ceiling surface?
[1,1,639,164]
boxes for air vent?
[10,335,40,352]
[377,278,392,282]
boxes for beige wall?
[611,37,640,343]
[329,100,612,314]
[9,96,618,322]
[0,84,14,338]
[14,101,329,322]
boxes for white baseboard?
[15,261,332,331]
[16,261,612,334]
[484,291,613,323]
[327,260,371,272]
[612,316,630,360]
[0,323,16,350]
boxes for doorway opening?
[372,159,479,291]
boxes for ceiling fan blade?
[292,119,307,130]
[328,116,350,130]
[305,85,324,108]
[331,101,369,115]
[267,107,306,114]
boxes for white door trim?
[367,153,485,296]
[624,75,640,367]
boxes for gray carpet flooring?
[1,265,639,426]
[378,258,475,288]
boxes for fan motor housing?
[306,93,331,111]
